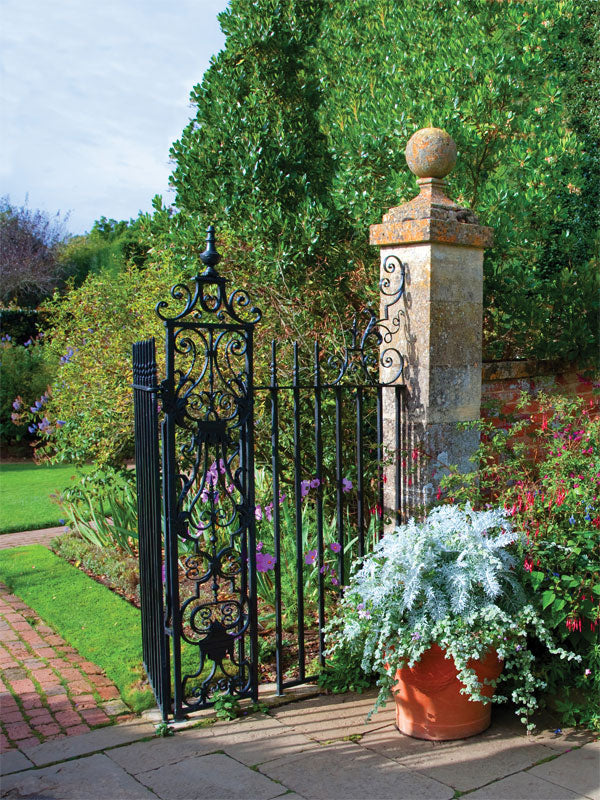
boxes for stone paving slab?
[364,725,557,792]
[270,689,395,741]
[106,726,218,774]
[136,752,286,800]
[23,719,155,766]
[259,739,455,800]
[529,740,600,800]
[0,583,126,756]
[1,752,156,799]
[0,748,33,776]
[466,770,586,799]
[211,713,318,766]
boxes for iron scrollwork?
[324,253,406,386]
[158,226,261,713]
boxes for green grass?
[0,462,88,533]
[0,545,154,712]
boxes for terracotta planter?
[392,644,503,741]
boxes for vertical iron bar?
[292,342,305,679]
[356,387,365,557]
[313,341,325,663]
[395,385,402,527]
[270,341,284,695]
[245,331,259,702]
[163,321,184,720]
[334,386,345,588]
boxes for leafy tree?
[0,197,71,307]
[56,215,149,285]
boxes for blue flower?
[569,516,576,524]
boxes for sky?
[0,0,228,234]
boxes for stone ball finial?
[405,128,457,179]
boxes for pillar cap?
[370,127,493,249]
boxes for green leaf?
[530,571,545,590]
[541,590,556,610]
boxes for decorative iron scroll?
[158,226,261,714]
[323,253,406,386]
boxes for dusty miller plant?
[324,504,579,730]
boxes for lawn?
[0,461,87,533]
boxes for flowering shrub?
[0,334,55,444]
[325,504,578,730]
[440,391,599,728]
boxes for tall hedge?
[168,0,599,363]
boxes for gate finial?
[199,225,222,276]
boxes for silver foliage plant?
[324,503,579,730]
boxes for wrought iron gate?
[134,228,407,719]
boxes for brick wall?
[481,361,599,422]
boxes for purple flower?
[264,503,273,522]
[310,478,321,489]
[330,542,342,553]
[10,413,20,422]
[304,549,317,565]
[357,603,371,619]
[278,492,286,505]
[300,480,311,499]
[411,632,421,641]
[257,541,263,551]
[569,516,576,524]
[320,565,327,574]
[256,551,277,573]
[28,424,37,433]
[331,576,339,586]
[12,398,22,411]
[38,417,50,432]
[342,477,353,493]
[58,519,65,525]
[255,505,263,522]
[56,420,66,427]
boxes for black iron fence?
[133,228,407,719]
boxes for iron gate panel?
[133,337,170,719]
[156,227,261,719]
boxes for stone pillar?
[370,127,493,519]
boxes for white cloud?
[0,0,228,233]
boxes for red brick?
[21,694,43,710]
[47,695,71,711]
[29,669,56,683]
[36,648,56,659]
[59,669,83,681]
[0,734,14,752]
[80,662,103,675]
[19,736,42,750]
[96,686,120,700]
[69,681,93,695]
[64,724,90,736]
[54,710,81,727]
[43,635,65,646]
[5,722,34,740]
[73,695,96,710]
[90,675,114,687]
[9,679,35,694]
[35,722,61,736]
[1,711,25,724]
[80,708,110,726]
[29,708,54,728]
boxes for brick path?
[0,526,66,550]
[0,582,129,755]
